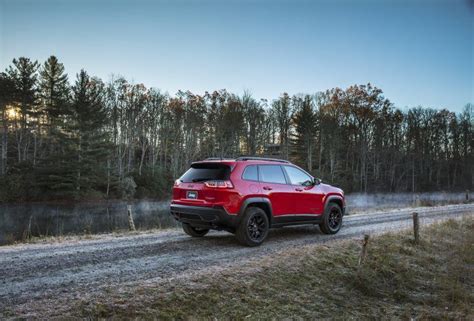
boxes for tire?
[182,223,209,237]
[236,207,270,246]
[319,202,343,234]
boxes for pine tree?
[39,56,69,124]
[70,70,110,197]
[292,95,316,171]
[34,56,72,199]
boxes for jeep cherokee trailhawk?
[170,157,345,246]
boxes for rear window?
[180,163,231,183]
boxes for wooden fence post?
[127,205,136,231]
[413,212,420,243]
[358,234,370,267]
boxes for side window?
[259,165,287,184]
[242,165,258,181]
[284,166,313,186]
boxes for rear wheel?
[319,202,343,234]
[236,207,269,246]
[182,223,209,237]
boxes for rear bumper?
[170,204,240,230]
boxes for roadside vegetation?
[79,217,474,320]
[1,56,472,203]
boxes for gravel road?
[1,203,473,315]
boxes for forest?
[0,56,472,202]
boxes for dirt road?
[1,204,473,315]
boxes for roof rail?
[235,156,290,164]
[203,157,234,161]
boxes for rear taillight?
[204,180,234,189]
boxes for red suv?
[170,157,345,246]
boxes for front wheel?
[182,223,209,237]
[236,207,270,246]
[319,202,343,234]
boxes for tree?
[70,70,110,197]
[292,95,316,171]
[345,84,391,192]
[39,56,69,120]
[141,88,168,176]
[36,56,71,180]
[206,90,245,158]
[0,73,15,175]
[459,104,473,188]
[317,88,347,184]
[273,93,292,159]
[5,57,40,163]
[1,55,473,200]
[240,92,266,156]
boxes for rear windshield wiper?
[191,178,213,182]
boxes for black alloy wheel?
[319,202,343,234]
[236,207,270,246]
[247,211,267,242]
[328,207,342,230]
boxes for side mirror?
[313,178,321,185]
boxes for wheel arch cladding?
[240,197,273,225]
[325,196,344,215]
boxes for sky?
[0,0,473,112]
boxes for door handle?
[262,186,273,191]
[295,188,303,192]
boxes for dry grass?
[2,227,178,247]
[76,217,474,320]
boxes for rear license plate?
[186,191,198,199]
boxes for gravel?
[1,203,472,316]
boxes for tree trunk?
[33,132,37,166]
[1,109,7,175]
[307,141,312,172]
[106,158,111,198]
[139,142,147,176]
[77,135,82,192]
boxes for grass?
[78,217,474,320]
[1,227,179,247]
